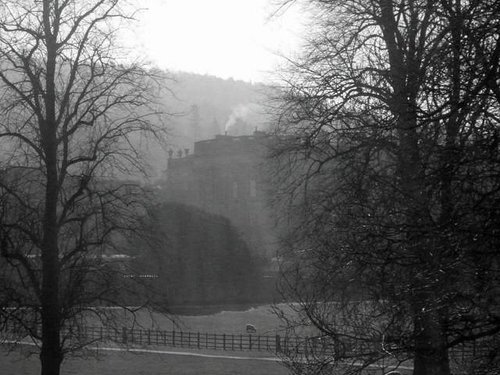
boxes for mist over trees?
[271,0,500,374]
[168,72,268,136]
[164,73,268,143]
[0,1,167,374]
[136,71,271,180]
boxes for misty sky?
[128,0,307,82]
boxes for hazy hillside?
[145,71,271,180]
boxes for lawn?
[1,304,297,375]
[0,347,290,375]
[0,304,316,375]
[114,303,317,337]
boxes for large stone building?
[163,131,277,260]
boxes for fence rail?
[2,324,492,364]
[74,326,488,358]
[78,326,323,355]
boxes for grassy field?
[1,304,298,375]
[114,303,317,337]
[0,347,290,375]
[137,304,286,333]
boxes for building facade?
[164,131,277,259]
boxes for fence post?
[223,334,226,350]
[249,334,252,350]
[122,327,127,344]
[232,334,234,351]
[240,334,243,350]
[276,335,281,353]
[173,330,176,347]
[258,336,261,351]
[197,332,200,349]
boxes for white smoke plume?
[224,103,263,135]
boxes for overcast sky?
[127,0,307,82]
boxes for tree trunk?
[40,151,62,375]
[40,130,62,375]
[413,309,451,375]
[40,341,62,375]
[40,2,62,374]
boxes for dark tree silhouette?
[271,0,500,374]
[131,202,261,308]
[0,1,167,374]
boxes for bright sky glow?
[127,0,306,82]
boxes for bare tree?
[271,0,500,374]
[0,1,167,374]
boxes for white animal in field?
[246,324,257,333]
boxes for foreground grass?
[0,304,298,374]
[0,347,290,375]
